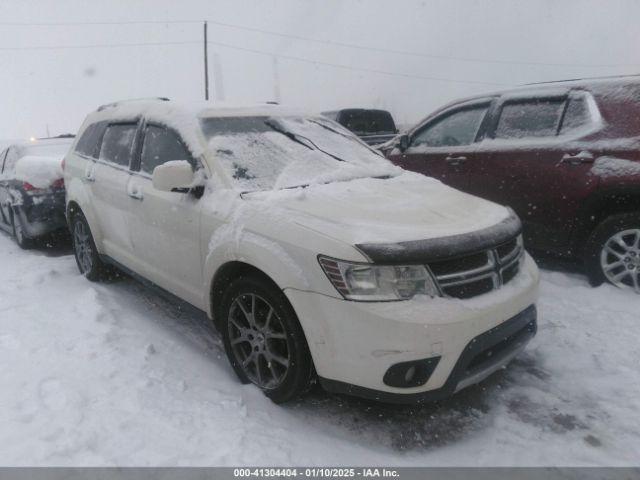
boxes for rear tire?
[584,212,640,292]
[219,274,315,403]
[10,209,33,249]
[70,211,110,281]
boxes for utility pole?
[204,21,209,101]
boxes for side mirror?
[398,134,410,152]
[152,160,195,192]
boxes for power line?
[1,17,637,69]
[0,36,508,86]
[203,19,640,70]
[0,40,199,51]
[205,40,509,86]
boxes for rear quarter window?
[559,95,591,135]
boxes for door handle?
[128,187,143,201]
[560,151,594,165]
[445,155,467,166]
[84,165,96,182]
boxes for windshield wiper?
[264,119,346,163]
[264,119,314,151]
[307,119,385,157]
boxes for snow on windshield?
[200,116,398,191]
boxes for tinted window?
[338,110,396,135]
[0,149,7,174]
[495,99,564,139]
[560,96,590,135]
[140,126,193,174]
[75,122,106,158]
[0,148,19,177]
[99,123,138,167]
[412,106,487,148]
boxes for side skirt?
[99,254,211,324]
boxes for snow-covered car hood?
[244,172,513,248]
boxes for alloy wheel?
[600,228,640,293]
[73,220,93,274]
[227,293,291,389]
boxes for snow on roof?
[92,99,311,121]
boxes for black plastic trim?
[356,211,522,265]
[319,304,537,404]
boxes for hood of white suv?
[244,172,513,248]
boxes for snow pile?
[14,155,63,188]
[590,156,640,178]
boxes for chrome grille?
[428,236,524,299]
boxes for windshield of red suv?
[200,115,398,191]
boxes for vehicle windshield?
[339,110,396,136]
[200,115,397,191]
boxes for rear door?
[125,123,204,307]
[388,100,492,191]
[0,147,21,229]
[0,148,10,228]
[471,91,601,252]
[92,121,141,266]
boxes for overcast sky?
[1,0,639,139]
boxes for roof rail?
[97,97,170,112]
[525,73,640,86]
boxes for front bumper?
[284,253,539,403]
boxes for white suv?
[64,99,539,404]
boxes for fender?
[203,230,312,318]
[571,185,640,255]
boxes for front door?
[126,124,204,308]
[388,100,492,191]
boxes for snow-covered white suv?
[64,99,539,404]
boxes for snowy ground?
[0,231,638,466]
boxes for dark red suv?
[385,76,640,292]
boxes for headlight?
[318,256,439,301]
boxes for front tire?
[584,212,640,293]
[219,274,314,403]
[70,211,110,281]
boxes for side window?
[0,149,8,175]
[411,106,488,148]
[99,123,138,167]
[495,98,565,139]
[139,125,194,174]
[559,95,591,135]
[1,148,19,177]
[75,122,107,158]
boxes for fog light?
[383,356,441,388]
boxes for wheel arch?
[65,182,105,253]
[571,187,640,257]
[209,261,284,327]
